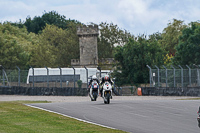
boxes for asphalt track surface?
[28,97,200,133]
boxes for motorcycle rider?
[88,75,99,92]
[99,74,114,97]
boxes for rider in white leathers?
[88,75,99,91]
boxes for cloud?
[117,0,166,34]
[0,0,46,22]
[1,0,200,35]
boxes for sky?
[0,0,200,36]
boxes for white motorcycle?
[89,81,99,101]
[102,81,112,104]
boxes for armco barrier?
[0,86,88,96]
[141,87,200,96]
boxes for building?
[71,25,99,68]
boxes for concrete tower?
[76,25,99,68]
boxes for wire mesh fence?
[0,68,87,88]
[148,65,200,88]
[0,67,127,96]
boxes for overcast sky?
[1,0,200,36]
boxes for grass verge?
[0,101,127,133]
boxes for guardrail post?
[186,65,191,87]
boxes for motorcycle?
[197,106,200,128]
[102,81,112,104]
[89,81,99,101]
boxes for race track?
[28,98,200,133]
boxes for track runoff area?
[26,96,200,133]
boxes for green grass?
[0,101,127,133]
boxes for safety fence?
[0,67,88,88]
[147,65,200,88]
[0,66,123,96]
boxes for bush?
[77,80,82,88]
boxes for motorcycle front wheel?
[104,92,110,104]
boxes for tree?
[160,19,187,56]
[98,22,134,59]
[30,23,80,67]
[0,22,36,69]
[113,35,165,86]
[24,11,81,34]
[173,22,200,65]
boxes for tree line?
[0,11,199,86]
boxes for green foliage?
[0,22,36,69]
[30,23,80,67]
[10,19,24,28]
[24,11,81,34]
[1,10,200,86]
[173,22,200,65]
[98,22,134,59]
[77,80,82,88]
[113,35,165,86]
[160,19,187,56]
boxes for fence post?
[45,67,49,88]
[178,65,183,88]
[198,65,200,86]
[163,65,168,88]
[30,66,34,88]
[146,65,152,87]
[0,65,5,86]
[16,66,20,87]
[84,66,88,89]
[199,65,200,86]
[193,64,200,86]
[72,66,75,91]
[97,66,101,78]
[186,65,191,87]
[155,65,160,87]
[171,65,176,87]
[58,67,62,88]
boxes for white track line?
[25,104,116,130]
